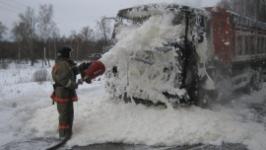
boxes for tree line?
[0,4,112,65]
[219,0,266,22]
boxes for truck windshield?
[112,4,207,41]
[112,12,185,40]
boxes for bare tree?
[79,26,94,42]
[0,22,7,41]
[218,0,233,9]
[51,27,60,59]
[97,17,112,44]
[219,0,262,20]
[37,4,57,66]
[69,30,82,60]
[12,7,37,65]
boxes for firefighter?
[51,46,89,139]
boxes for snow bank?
[0,62,52,86]
[0,62,53,146]
[0,81,53,145]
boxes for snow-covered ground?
[0,62,266,150]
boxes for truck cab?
[103,4,213,108]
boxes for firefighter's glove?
[77,79,83,85]
[78,62,91,73]
[83,77,91,84]
[72,66,79,75]
[85,79,91,84]
[74,82,79,89]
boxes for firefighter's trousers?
[57,100,74,138]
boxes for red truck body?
[206,7,266,93]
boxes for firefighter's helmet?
[57,46,72,58]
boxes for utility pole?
[42,47,47,67]
[254,0,258,54]
[17,48,21,63]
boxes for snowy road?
[1,64,266,150]
[2,140,249,150]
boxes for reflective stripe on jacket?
[51,92,78,104]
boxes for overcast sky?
[0,0,220,36]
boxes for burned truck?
[102,4,266,108]
[101,4,212,108]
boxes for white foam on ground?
[27,80,266,150]
[0,63,266,150]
